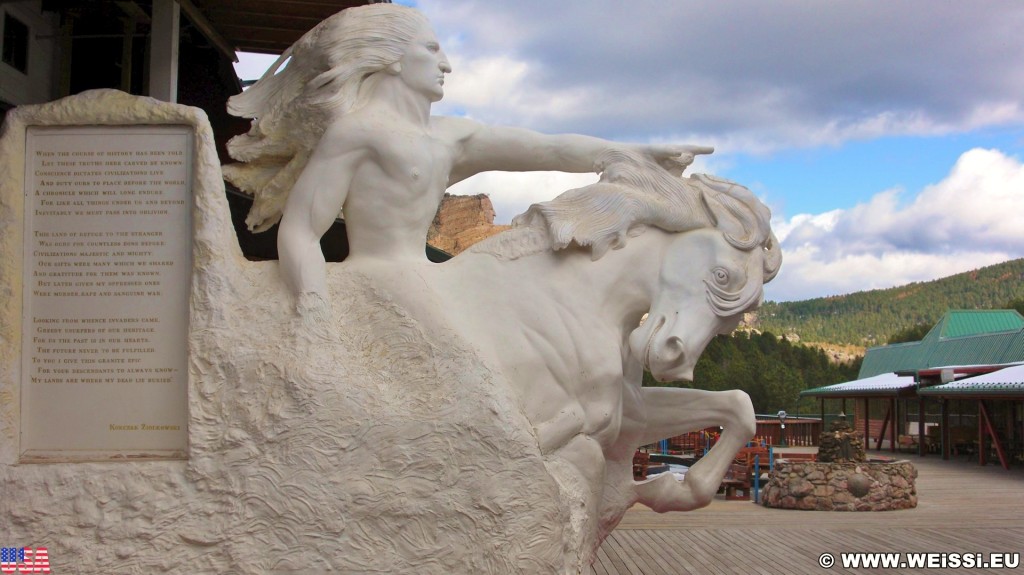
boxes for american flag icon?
[0,547,49,573]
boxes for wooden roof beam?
[178,0,238,62]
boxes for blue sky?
[728,129,1024,215]
[234,1,1024,302]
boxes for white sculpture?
[222,4,711,320]
[423,151,781,557]
[217,4,782,572]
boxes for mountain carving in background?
[750,258,1024,347]
[427,193,511,256]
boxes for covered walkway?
[800,310,1024,469]
[600,456,1024,574]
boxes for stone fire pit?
[761,460,917,511]
[761,414,917,511]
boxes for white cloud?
[418,1,1024,154]
[765,247,1014,302]
[445,153,719,224]
[439,55,591,126]
[773,210,842,244]
[446,171,599,223]
[239,3,1024,155]
[768,148,1024,300]
[905,149,1024,246]
[442,55,530,110]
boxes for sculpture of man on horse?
[223,4,782,571]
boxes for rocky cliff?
[427,193,511,256]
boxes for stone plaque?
[20,126,191,460]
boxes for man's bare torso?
[314,113,464,262]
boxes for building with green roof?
[801,309,1024,469]
[858,309,1024,378]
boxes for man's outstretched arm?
[437,116,713,185]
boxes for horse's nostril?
[666,336,685,353]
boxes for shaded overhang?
[800,372,918,399]
[911,362,1024,380]
[188,0,384,55]
[919,363,1024,400]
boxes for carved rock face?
[427,194,510,255]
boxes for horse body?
[429,234,652,454]
[349,164,780,570]
[418,222,768,562]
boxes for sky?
[233,1,1024,302]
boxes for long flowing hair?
[223,4,430,231]
[470,150,782,284]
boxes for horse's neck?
[547,230,666,331]
[450,227,667,328]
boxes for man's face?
[398,22,451,102]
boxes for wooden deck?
[598,455,1024,574]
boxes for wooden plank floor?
[599,455,1024,574]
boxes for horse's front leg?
[634,387,755,512]
[638,387,755,445]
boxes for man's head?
[303,4,437,110]
[388,18,451,103]
[227,4,437,126]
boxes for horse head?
[509,153,781,382]
[628,174,781,381]
[628,227,774,381]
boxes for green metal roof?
[858,309,1024,379]
[1000,329,1024,360]
[859,341,927,378]
[934,310,1024,339]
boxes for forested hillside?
[643,331,862,415]
[753,259,1024,346]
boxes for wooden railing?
[661,427,719,454]
[653,418,823,455]
[755,418,822,447]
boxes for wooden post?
[918,397,926,457]
[149,0,180,102]
[979,401,1009,470]
[876,403,891,452]
[863,397,870,450]
[58,15,74,97]
[941,399,950,460]
[120,17,134,92]
[890,397,897,453]
[978,401,986,466]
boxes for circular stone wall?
[761,461,917,511]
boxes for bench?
[720,463,752,500]
[632,451,651,480]
[719,447,773,501]
[898,434,918,452]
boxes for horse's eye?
[712,267,730,285]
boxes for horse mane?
[468,149,781,282]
